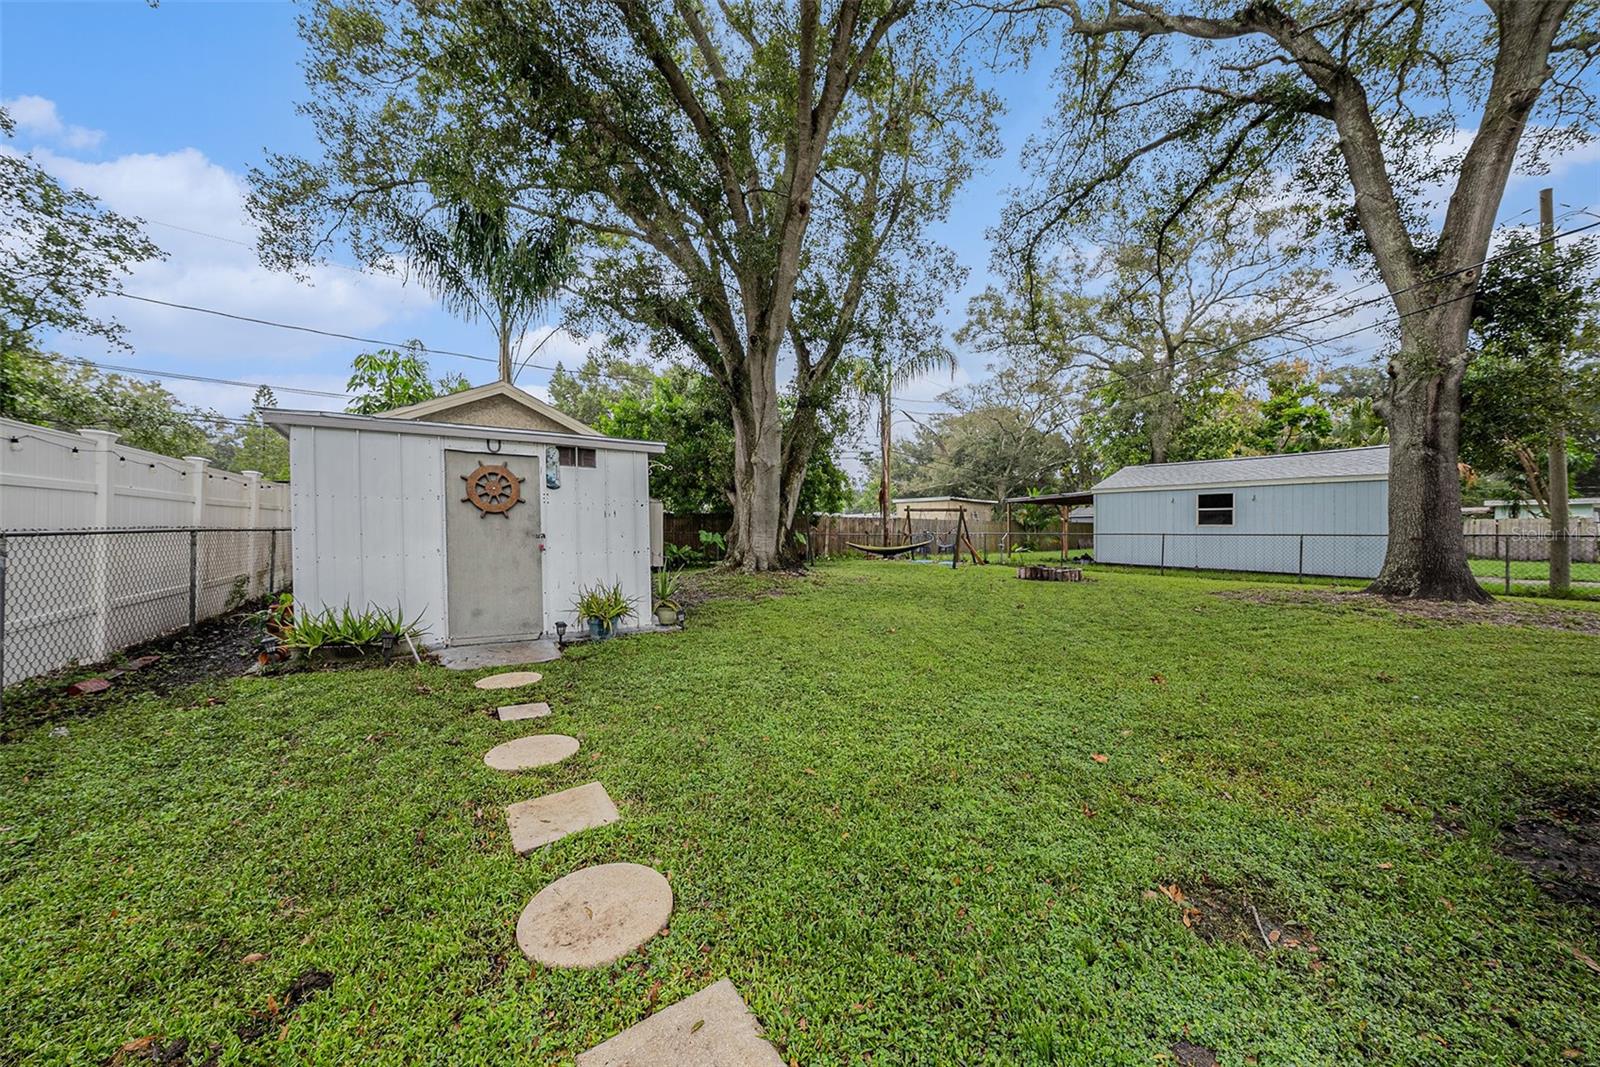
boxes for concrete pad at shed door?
[505,782,620,854]
[483,734,579,771]
[474,670,543,690]
[576,979,784,1066]
[517,863,672,968]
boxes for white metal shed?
[265,387,664,645]
[1091,445,1390,578]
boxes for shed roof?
[1484,497,1600,506]
[379,380,597,435]
[260,407,665,454]
[1093,445,1389,493]
[896,496,998,506]
[1002,490,1093,507]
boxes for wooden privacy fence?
[1463,518,1600,561]
[661,512,731,550]
[659,511,1095,559]
[807,512,1093,559]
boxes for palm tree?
[407,205,573,382]
[848,338,957,546]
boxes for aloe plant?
[651,569,682,610]
[573,581,636,626]
[279,602,426,654]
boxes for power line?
[96,287,663,390]
[22,351,353,400]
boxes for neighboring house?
[890,496,998,518]
[264,383,664,646]
[1483,497,1600,520]
[1092,446,1390,579]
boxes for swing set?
[846,505,987,568]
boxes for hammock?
[846,540,932,558]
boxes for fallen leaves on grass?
[1573,945,1600,975]
[1091,753,1109,763]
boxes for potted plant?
[652,569,683,626]
[573,581,636,640]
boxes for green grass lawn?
[4,563,1599,1065]
[1468,555,1600,587]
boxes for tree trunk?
[725,351,786,571]
[1148,355,1177,464]
[1366,318,1489,601]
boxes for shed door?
[445,450,543,641]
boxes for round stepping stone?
[517,863,673,969]
[484,734,579,771]
[475,670,543,690]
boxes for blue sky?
[2,1,1597,455]
[0,0,1052,442]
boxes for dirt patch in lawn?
[1499,794,1600,908]
[1169,1040,1219,1067]
[1151,880,1322,960]
[1215,587,1600,635]
[674,566,813,610]
[236,968,334,1043]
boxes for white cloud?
[16,142,481,415]
[3,94,104,150]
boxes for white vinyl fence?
[1,417,291,686]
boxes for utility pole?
[1542,188,1571,594]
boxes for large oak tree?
[250,0,994,569]
[990,0,1600,600]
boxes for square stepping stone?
[498,701,552,721]
[576,979,784,1066]
[506,781,620,854]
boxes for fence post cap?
[77,428,120,448]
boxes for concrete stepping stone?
[576,979,784,1066]
[517,862,672,969]
[498,701,552,721]
[484,734,579,771]
[474,670,543,690]
[506,781,620,854]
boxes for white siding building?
[265,384,663,646]
[1092,446,1389,579]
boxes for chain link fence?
[814,527,1600,591]
[1,527,290,688]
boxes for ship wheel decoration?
[460,462,525,518]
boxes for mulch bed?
[1216,587,1600,635]
[2,611,263,739]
